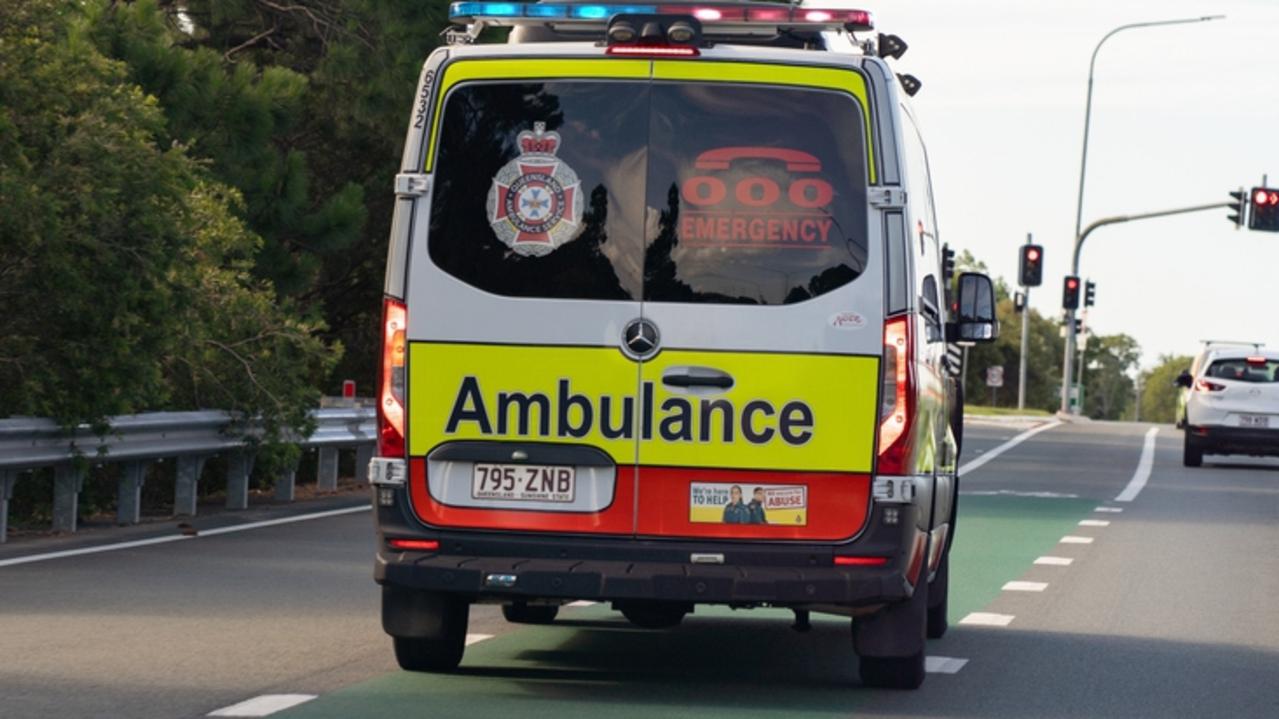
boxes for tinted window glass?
[1206,359,1279,382]
[429,82,648,300]
[644,84,869,305]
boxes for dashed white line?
[208,694,317,717]
[567,600,597,608]
[1078,519,1111,527]
[0,505,371,569]
[1114,427,1159,502]
[1003,581,1048,592]
[465,633,494,646]
[1095,506,1124,513]
[958,420,1062,476]
[1060,535,1094,544]
[1034,556,1073,566]
[925,656,969,674]
[959,612,1015,627]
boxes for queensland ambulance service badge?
[486,122,583,257]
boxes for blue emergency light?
[448,2,874,31]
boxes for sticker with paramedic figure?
[486,122,583,257]
[689,482,808,526]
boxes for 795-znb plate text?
[471,463,576,503]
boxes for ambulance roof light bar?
[447,2,875,33]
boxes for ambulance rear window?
[428,79,868,305]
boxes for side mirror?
[1175,370,1193,389]
[947,272,999,343]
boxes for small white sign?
[985,366,1004,388]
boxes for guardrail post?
[225,451,256,510]
[174,455,207,517]
[52,464,86,533]
[117,461,149,525]
[317,447,339,493]
[355,444,374,485]
[1,470,16,544]
[274,457,300,503]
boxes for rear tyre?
[1183,433,1204,468]
[502,602,559,625]
[854,574,928,690]
[383,587,470,673]
[618,601,688,629]
[926,551,949,640]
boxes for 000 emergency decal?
[408,342,879,473]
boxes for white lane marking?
[1034,556,1073,566]
[1115,427,1159,502]
[567,600,596,607]
[1078,519,1111,527]
[925,656,969,674]
[465,633,494,646]
[961,490,1079,499]
[958,420,1062,477]
[1060,536,1094,544]
[0,505,371,568]
[1095,506,1124,513]
[208,694,316,717]
[959,612,1015,627]
[1003,581,1048,592]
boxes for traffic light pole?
[1060,201,1232,414]
[1018,233,1032,411]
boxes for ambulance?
[368,0,999,689]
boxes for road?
[2,420,1277,718]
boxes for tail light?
[379,297,407,457]
[877,316,914,475]
[1194,378,1225,393]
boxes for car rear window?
[428,79,869,305]
[1206,359,1279,382]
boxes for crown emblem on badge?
[486,122,583,257]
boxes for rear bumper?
[1187,425,1279,455]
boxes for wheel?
[502,602,559,624]
[854,572,928,690]
[383,588,470,672]
[1183,432,1203,468]
[926,551,949,640]
[618,601,688,629]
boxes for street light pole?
[1060,15,1225,414]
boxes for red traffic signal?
[1019,243,1044,287]
[1249,186,1279,232]
[1062,275,1081,310]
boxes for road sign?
[985,366,1004,388]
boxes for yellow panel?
[409,342,879,473]
[425,58,651,171]
[652,60,877,183]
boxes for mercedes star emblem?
[622,318,660,360]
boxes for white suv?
[1178,347,1279,466]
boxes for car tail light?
[878,316,914,474]
[379,297,407,457]
[834,555,889,567]
[1194,378,1225,393]
[387,538,439,552]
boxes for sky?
[870,0,1279,368]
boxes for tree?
[1081,333,1140,420]
[1140,354,1194,424]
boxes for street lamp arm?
[1072,201,1233,273]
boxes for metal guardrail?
[0,407,376,542]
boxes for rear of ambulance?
[369,0,937,688]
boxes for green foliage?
[1140,354,1194,424]
[1081,332,1140,420]
[961,298,1066,413]
[0,0,339,439]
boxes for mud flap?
[852,578,928,658]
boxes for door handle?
[661,367,734,390]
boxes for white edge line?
[0,505,371,568]
[925,656,969,674]
[465,633,495,646]
[208,694,317,717]
[958,420,1063,476]
[1114,427,1159,502]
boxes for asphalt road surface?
[2,419,1277,718]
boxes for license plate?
[471,463,575,502]
[1240,414,1270,428]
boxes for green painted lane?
[280,495,1095,718]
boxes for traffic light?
[1019,244,1044,287]
[941,243,956,280]
[1062,275,1080,310]
[1084,280,1096,307]
[1249,187,1279,232]
[1228,189,1247,229]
